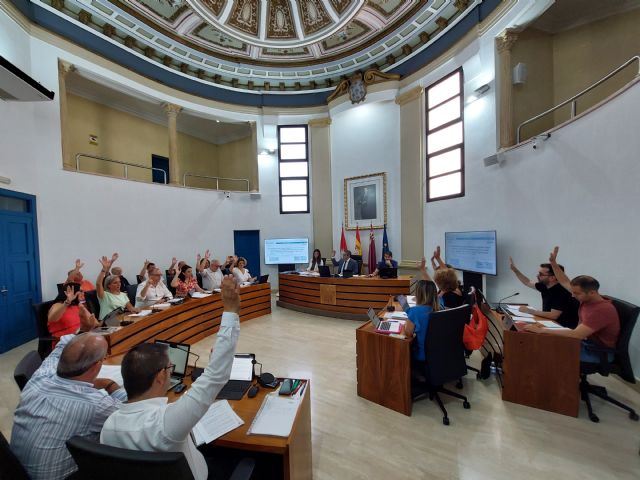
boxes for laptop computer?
[397,295,410,312]
[341,270,354,278]
[379,267,398,279]
[216,353,255,400]
[254,274,269,284]
[367,307,402,334]
[155,340,190,391]
[318,266,331,277]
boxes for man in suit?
[331,249,359,275]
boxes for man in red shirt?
[523,246,620,363]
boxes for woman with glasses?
[96,253,140,320]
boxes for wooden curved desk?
[277,273,411,319]
[105,283,271,356]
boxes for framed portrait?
[344,172,387,230]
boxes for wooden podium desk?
[356,320,413,416]
[104,284,271,356]
[501,314,581,417]
[278,273,410,320]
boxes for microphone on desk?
[496,292,519,313]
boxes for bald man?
[11,324,126,480]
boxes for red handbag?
[463,304,489,350]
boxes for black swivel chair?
[579,296,639,423]
[413,304,471,425]
[66,436,255,480]
[126,284,138,306]
[196,272,204,289]
[14,350,42,391]
[166,274,177,297]
[32,300,57,359]
[83,290,101,319]
[136,274,145,284]
[0,431,30,480]
[351,254,363,274]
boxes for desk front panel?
[278,274,410,319]
[106,283,271,356]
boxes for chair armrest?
[583,342,615,375]
[229,457,255,480]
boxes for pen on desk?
[296,380,307,397]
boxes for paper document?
[538,320,566,329]
[152,303,171,309]
[128,310,152,317]
[505,305,534,318]
[192,400,244,446]
[384,311,408,319]
[230,355,254,381]
[248,394,301,437]
[190,292,212,298]
[98,364,124,387]
[512,316,536,323]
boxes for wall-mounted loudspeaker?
[513,62,527,85]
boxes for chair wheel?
[443,417,450,426]
[589,413,600,423]
[463,401,470,409]
[629,411,639,421]
[476,373,481,380]
[455,380,463,389]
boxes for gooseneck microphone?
[497,292,519,313]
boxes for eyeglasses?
[159,363,175,374]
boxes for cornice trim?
[308,117,332,127]
[395,86,423,106]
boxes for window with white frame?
[278,125,309,214]
[426,68,464,201]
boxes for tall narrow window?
[278,125,309,214]
[426,68,464,201]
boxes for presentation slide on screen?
[265,238,309,265]
[445,231,497,275]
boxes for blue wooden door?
[233,230,260,278]
[0,189,41,353]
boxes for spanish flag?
[354,225,362,256]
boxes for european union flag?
[381,224,390,260]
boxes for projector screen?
[444,230,497,276]
[264,238,309,265]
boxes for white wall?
[329,100,401,263]
[0,11,313,298]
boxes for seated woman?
[306,249,325,272]
[403,280,441,366]
[97,253,140,320]
[171,264,205,297]
[434,268,464,308]
[47,284,99,339]
[232,257,255,284]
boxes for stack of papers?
[512,316,536,323]
[192,400,244,446]
[191,292,212,298]
[384,311,408,320]
[128,310,152,317]
[505,305,534,318]
[248,394,301,437]
[152,303,171,309]
[538,320,569,329]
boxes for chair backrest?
[136,274,145,284]
[56,283,65,295]
[605,296,639,383]
[196,272,203,289]
[126,283,138,306]
[14,350,43,391]
[66,436,194,480]
[0,430,31,480]
[351,255,363,274]
[166,274,176,296]
[83,290,100,318]
[32,299,57,358]
[425,304,471,386]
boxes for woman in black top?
[434,267,464,308]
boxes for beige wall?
[309,119,333,256]
[511,28,555,139]
[66,93,223,185]
[511,9,640,139]
[217,136,255,191]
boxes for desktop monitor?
[264,238,309,265]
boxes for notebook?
[367,307,402,334]
[154,340,190,391]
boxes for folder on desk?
[247,394,300,437]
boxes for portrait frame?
[344,172,387,230]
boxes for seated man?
[369,251,398,277]
[48,284,100,339]
[200,258,224,291]
[110,266,131,292]
[510,256,579,328]
[523,247,620,363]
[11,319,126,480]
[101,275,241,480]
[331,249,358,275]
[135,267,173,307]
[65,258,95,292]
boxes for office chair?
[196,272,204,289]
[125,284,138,306]
[56,282,65,295]
[579,296,639,423]
[83,290,101,318]
[413,304,471,425]
[0,431,30,480]
[66,436,255,480]
[14,350,42,391]
[32,300,57,359]
[136,274,145,284]
[166,274,177,296]
[351,254,363,274]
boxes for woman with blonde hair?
[404,280,441,364]
[434,268,464,308]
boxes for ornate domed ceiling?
[13,0,502,105]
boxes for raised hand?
[221,275,240,314]
[99,256,111,269]
[435,245,442,259]
[197,253,202,263]
[143,259,149,268]
[204,249,210,259]
[418,256,427,270]
[110,253,119,264]
[74,259,84,271]
[549,246,559,263]
[64,285,79,303]
[509,256,517,272]
[170,257,177,267]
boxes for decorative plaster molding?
[308,117,332,127]
[395,86,423,106]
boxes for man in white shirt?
[201,259,224,291]
[101,275,241,480]
[135,267,173,307]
